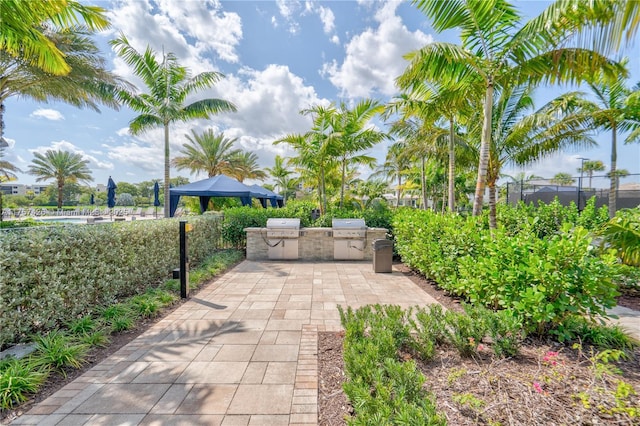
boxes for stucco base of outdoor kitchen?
[244,227,388,261]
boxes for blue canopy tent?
[169,175,267,217]
[249,184,284,208]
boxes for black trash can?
[372,239,393,273]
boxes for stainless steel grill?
[266,218,300,259]
[332,218,366,260]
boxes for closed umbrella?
[107,177,117,220]
[90,193,95,205]
[153,181,160,218]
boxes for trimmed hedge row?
[0,216,227,347]
[393,209,620,338]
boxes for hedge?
[0,216,227,347]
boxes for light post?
[577,157,589,212]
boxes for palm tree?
[275,105,338,213]
[332,99,386,208]
[27,150,92,208]
[266,155,295,203]
[172,129,239,178]
[0,27,123,148]
[0,147,20,222]
[227,151,267,182]
[550,173,575,186]
[606,168,629,194]
[578,160,606,189]
[404,0,624,216]
[578,66,639,217]
[0,0,110,75]
[372,142,412,207]
[468,85,595,228]
[112,35,237,218]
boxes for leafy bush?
[0,215,228,347]
[32,331,89,374]
[600,208,640,267]
[0,358,48,409]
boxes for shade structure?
[168,175,269,217]
[107,177,117,209]
[153,181,161,207]
[249,184,284,208]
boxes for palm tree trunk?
[448,118,455,212]
[164,122,170,218]
[421,157,427,210]
[396,175,401,207]
[340,158,346,208]
[57,181,64,209]
[588,171,593,189]
[472,81,494,216]
[608,124,617,218]
[320,167,327,214]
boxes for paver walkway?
[11,261,440,426]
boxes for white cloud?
[30,109,64,121]
[107,0,242,85]
[29,140,114,171]
[316,5,335,34]
[321,1,433,98]
[275,0,301,34]
[330,35,340,45]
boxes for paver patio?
[10,260,440,426]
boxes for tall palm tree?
[332,99,386,208]
[112,35,237,218]
[227,151,267,183]
[275,105,338,213]
[266,155,294,201]
[172,129,239,178]
[550,173,575,186]
[579,160,606,189]
[0,0,110,76]
[27,150,92,208]
[372,142,412,207]
[470,86,595,228]
[0,27,123,148]
[404,0,624,216]
[578,67,639,217]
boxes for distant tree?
[267,155,295,203]
[550,173,575,186]
[170,176,190,187]
[172,130,239,178]
[112,35,236,217]
[606,168,629,192]
[116,193,134,206]
[0,147,20,222]
[116,181,138,197]
[227,151,267,182]
[28,150,92,208]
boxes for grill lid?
[332,218,366,229]
[267,218,300,229]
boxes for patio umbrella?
[107,177,117,220]
[90,193,95,205]
[153,181,160,218]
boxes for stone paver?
[10,261,440,425]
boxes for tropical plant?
[332,99,386,208]
[267,155,296,203]
[0,0,110,75]
[600,208,640,267]
[0,147,20,222]
[372,141,412,207]
[550,173,576,186]
[275,104,339,213]
[579,160,606,189]
[578,64,640,217]
[0,26,123,149]
[351,179,388,210]
[227,151,267,182]
[404,0,624,217]
[111,35,236,217]
[27,150,92,208]
[172,129,239,178]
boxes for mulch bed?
[317,263,640,426]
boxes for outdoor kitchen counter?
[244,227,388,261]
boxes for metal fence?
[504,174,640,210]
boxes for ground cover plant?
[0,249,243,414]
[326,303,639,426]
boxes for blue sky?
[3,0,639,188]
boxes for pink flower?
[477,344,485,351]
[533,382,544,394]
[543,351,559,366]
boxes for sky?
[3,0,639,189]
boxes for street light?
[577,157,589,211]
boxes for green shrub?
[600,208,640,267]
[67,316,97,335]
[32,331,89,374]
[0,215,227,347]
